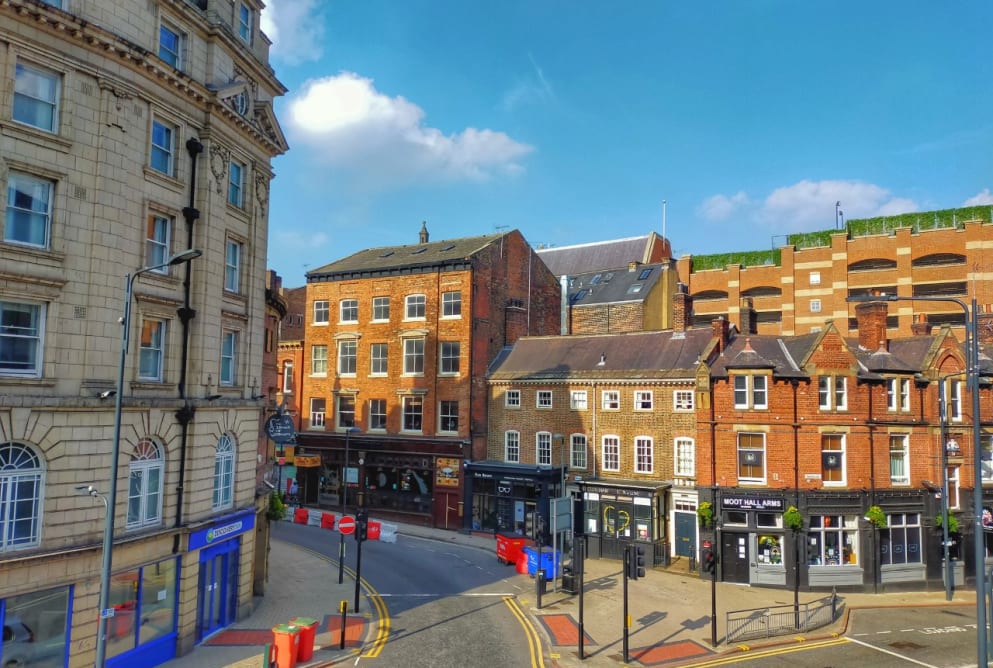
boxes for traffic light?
[702,548,716,574]
[627,544,646,580]
[356,509,368,542]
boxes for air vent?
[74,306,87,319]
[80,82,94,96]
[71,185,87,200]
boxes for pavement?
[162,515,976,668]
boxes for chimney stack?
[855,301,889,351]
[910,312,932,336]
[740,296,756,335]
[673,283,691,332]
[711,317,730,353]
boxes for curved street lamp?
[95,249,201,667]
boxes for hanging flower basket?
[783,505,803,532]
[935,513,960,534]
[697,501,714,528]
[865,505,887,528]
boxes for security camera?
[98,390,116,399]
[263,480,276,491]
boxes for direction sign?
[338,515,356,535]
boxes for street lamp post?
[338,427,361,586]
[848,293,985,666]
[95,249,201,668]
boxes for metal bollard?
[536,569,546,609]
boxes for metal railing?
[725,591,839,643]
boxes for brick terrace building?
[484,320,713,564]
[698,300,993,592]
[0,0,287,664]
[678,218,993,339]
[295,226,560,528]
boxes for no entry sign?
[338,515,355,535]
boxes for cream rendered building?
[0,0,286,666]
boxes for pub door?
[721,532,750,583]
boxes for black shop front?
[463,461,565,543]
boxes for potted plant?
[783,505,803,532]
[935,513,960,534]
[864,505,887,528]
[697,501,714,528]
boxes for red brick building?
[698,299,992,591]
[292,226,560,528]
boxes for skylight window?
[638,268,653,280]
[590,274,602,285]
[627,284,643,294]
[411,247,427,254]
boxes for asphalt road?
[276,522,545,667]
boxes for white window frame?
[673,390,694,411]
[809,271,821,286]
[536,390,553,409]
[127,439,164,530]
[403,338,425,375]
[13,60,60,133]
[224,239,242,293]
[439,341,460,375]
[405,294,426,320]
[536,432,552,466]
[228,160,245,207]
[312,300,330,325]
[602,390,620,410]
[505,431,520,463]
[372,296,390,322]
[0,442,43,552]
[733,375,768,409]
[238,2,253,42]
[0,300,45,378]
[602,435,620,472]
[340,299,358,323]
[146,214,172,272]
[505,389,521,408]
[401,395,423,432]
[634,436,653,474]
[880,513,922,565]
[737,432,766,484]
[337,339,357,376]
[949,379,963,422]
[369,399,387,431]
[818,376,848,411]
[674,437,695,478]
[983,435,993,483]
[158,21,184,69]
[887,377,910,412]
[311,345,328,376]
[5,171,53,249]
[889,434,909,485]
[948,465,960,510]
[309,397,325,428]
[336,395,356,429]
[439,400,458,434]
[821,433,846,486]
[810,299,822,313]
[370,342,388,376]
[282,361,293,393]
[442,291,462,318]
[212,434,235,511]
[807,515,860,566]
[570,434,587,469]
[220,330,238,386]
[150,118,175,175]
[570,390,588,410]
[634,390,653,411]
[138,319,166,381]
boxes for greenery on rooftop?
[690,205,992,272]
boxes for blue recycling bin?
[524,546,561,578]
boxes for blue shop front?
[189,509,255,644]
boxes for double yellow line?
[503,596,546,668]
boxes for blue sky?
[261,1,993,287]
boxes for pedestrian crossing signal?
[627,544,646,580]
[702,548,716,574]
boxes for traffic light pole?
[354,510,367,613]
[578,535,586,660]
[623,545,630,664]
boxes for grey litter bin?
[561,566,578,594]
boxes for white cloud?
[260,0,324,65]
[699,180,920,232]
[963,188,993,206]
[287,72,533,187]
[697,191,750,221]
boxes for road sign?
[338,515,356,535]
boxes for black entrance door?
[721,532,749,583]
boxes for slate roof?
[849,336,937,376]
[488,329,713,382]
[710,334,807,379]
[306,232,506,280]
[536,235,657,278]
[568,263,665,306]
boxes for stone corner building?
[0,1,287,665]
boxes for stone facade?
[0,1,286,665]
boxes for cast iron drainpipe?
[173,137,203,548]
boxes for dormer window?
[232,91,249,116]
[733,374,768,410]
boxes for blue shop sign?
[189,510,255,551]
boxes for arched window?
[213,434,235,510]
[0,442,42,552]
[127,439,163,529]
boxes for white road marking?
[847,636,939,668]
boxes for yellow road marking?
[503,596,546,668]
[683,637,849,667]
